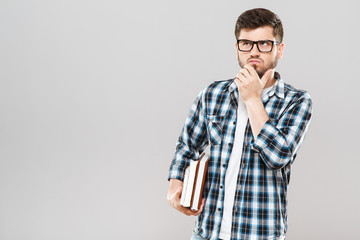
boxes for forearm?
[167,179,183,199]
[245,98,269,140]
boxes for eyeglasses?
[237,39,280,53]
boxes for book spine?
[190,159,200,208]
[196,159,208,210]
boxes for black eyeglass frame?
[237,39,280,53]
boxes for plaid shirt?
[168,73,313,240]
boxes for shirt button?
[222,164,225,167]
[220,185,223,189]
[234,209,239,214]
[233,121,236,125]
[218,208,221,211]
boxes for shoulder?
[283,81,312,104]
[277,80,313,119]
[202,79,234,95]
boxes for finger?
[235,74,242,82]
[240,68,251,81]
[244,64,259,78]
[177,197,206,216]
[235,76,245,89]
[170,186,182,203]
[188,199,205,216]
[234,78,241,90]
[194,198,205,215]
[260,69,273,86]
[241,66,251,77]
[183,202,204,216]
[177,205,195,216]
[236,73,248,85]
[174,201,190,214]
[183,209,194,216]
[175,186,182,199]
[235,74,242,83]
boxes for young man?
[167,8,312,240]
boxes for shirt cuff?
[168,167,186,182]
[250,119,279,153]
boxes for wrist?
[243,96,262,106]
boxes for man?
[167,8,312,240]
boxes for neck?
[264,76,276,89]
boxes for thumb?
[175,186,183,199]
[260,69,273,87]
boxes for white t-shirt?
[219,86,273,240]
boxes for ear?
[235,42,239,58]
[277,42,284,60]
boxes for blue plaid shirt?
[168,73,313,240]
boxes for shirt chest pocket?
[206,115,226,145]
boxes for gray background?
[0,0,359,239]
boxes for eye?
[259,41,271,46]
[239,40,252,46]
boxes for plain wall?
[0,0,359,239]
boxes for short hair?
[235,8,284,42]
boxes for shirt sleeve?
[250,92,313,170]
[168,89,209,181]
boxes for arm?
[236,65,313,170]
[235,64,273,139]
[167,90,208,215]
[168,89,209,181]
[244,97,269,139]
[250,95,312,170]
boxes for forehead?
[238,26,275,40]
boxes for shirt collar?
[265,72,285,100]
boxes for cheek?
[266,54,278,62]
[238,52,251,60]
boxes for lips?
[248,59,262,64]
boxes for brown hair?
[235,8,283,42]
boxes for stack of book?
[180,152,210,211]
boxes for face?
[236,26,284,78]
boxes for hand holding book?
[167,179,205,216]
[167,152,209,215]
[180,153,209,211]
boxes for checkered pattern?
[169,73,313,240]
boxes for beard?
[238,56,278,78]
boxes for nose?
[250,43,260,57]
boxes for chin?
[256,69,266,78]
